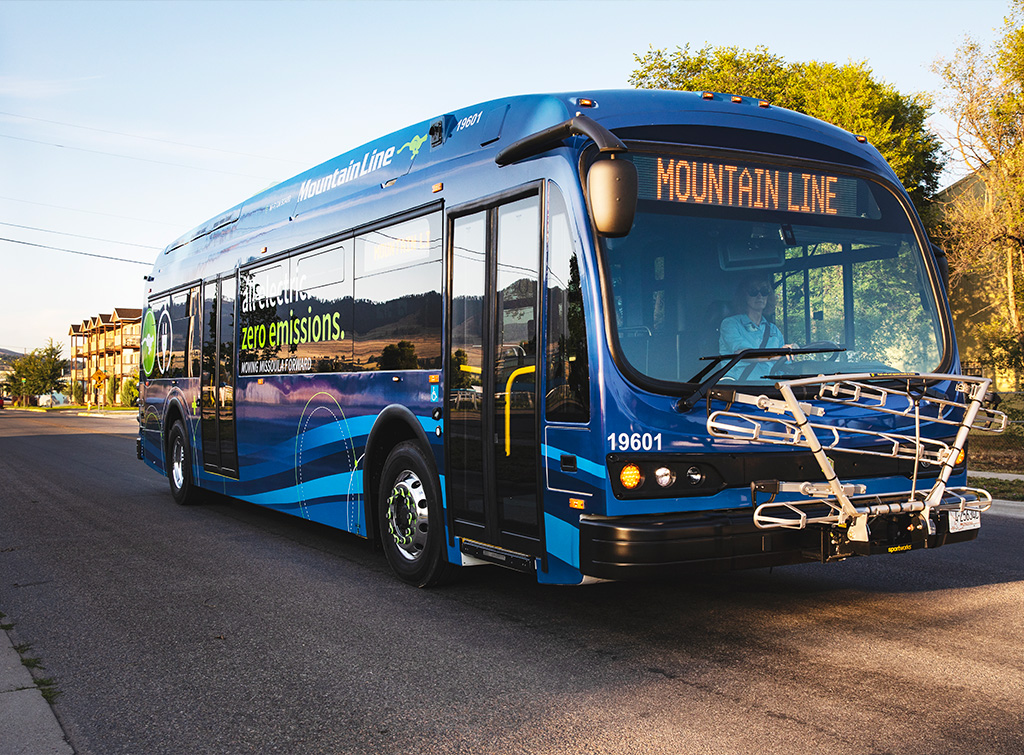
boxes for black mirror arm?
[495,114,625,166]
[930,242,950,292]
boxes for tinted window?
[545,186,589,422]
[145,292,191,379]
[239,246,354,375]
[291,243,354,372]
[603,150,944,387]
[354,213,442,370]
[238,212,442,375]
[166,290,191,378]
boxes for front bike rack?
[704,373,1007,544]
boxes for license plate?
[949,509,981,533]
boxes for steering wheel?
[768,341,842,377]
[804,341,842,362]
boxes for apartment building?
[69,308,142,405]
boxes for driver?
[719,276,791,380]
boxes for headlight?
[654,466,676,487]
[620,463,644,490]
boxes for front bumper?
[578,506,979,580]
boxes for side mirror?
[587,156,637,238]
[930,242,950,293]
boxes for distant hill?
[0,348,25,367]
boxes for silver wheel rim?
[171,437,185,491]
[385,469,429,562]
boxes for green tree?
[933,1,1024,375]
[120,376,139,407]
[105,375,120,406]
[4,340,68,404]
[630,44,946,223]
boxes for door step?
[460,539,535,573]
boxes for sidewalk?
[969,470,1024,482]
[0,626,73,754]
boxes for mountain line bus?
[137,90,1006,586]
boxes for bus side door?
[200,274,239,477]
[447,191,542,557]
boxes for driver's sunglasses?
[747,286,771,297]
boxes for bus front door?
[448,195,542,559]
[200,275,238,477]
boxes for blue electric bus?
[138,90,1006,586]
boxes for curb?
[0,626,73,754]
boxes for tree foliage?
[120,376,139,407]
[629,44,946,222]
[72,380,85,405]
[933,1,1024,372]
[106,375,120,406]
[3,340,68,404]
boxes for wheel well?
[162,402,186,460]
[364,406,433,545]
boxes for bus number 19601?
[455,112,483,132]
[607,432,662,452]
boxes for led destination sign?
[634,155,869,218]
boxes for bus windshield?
[601,150,944,388]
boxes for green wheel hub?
[385,469,429,562]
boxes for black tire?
[167,420,202,506]
[378,441,457,587]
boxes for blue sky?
[0,0,1013,355]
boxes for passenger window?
[354,212,443,370]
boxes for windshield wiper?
[677,345,846,412]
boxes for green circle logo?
[141,309,157,375]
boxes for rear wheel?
[167,420,202,505]
[378,441,457,587]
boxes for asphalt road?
[1,411,1022,755]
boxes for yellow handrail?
[504,366,535,456]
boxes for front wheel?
[167,420,202,506]
[378,441,457,587]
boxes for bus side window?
[353,212,443,371]
[146,296,170,379]
[292,242,353,372]
[188,286,201,378]
[168,290,191,378]
[545,187,590,423]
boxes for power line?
[0,132,278,180]
[0,195,184,227]
[0,110,308,166]
[0,237,152,266]
[0,221,161,250]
